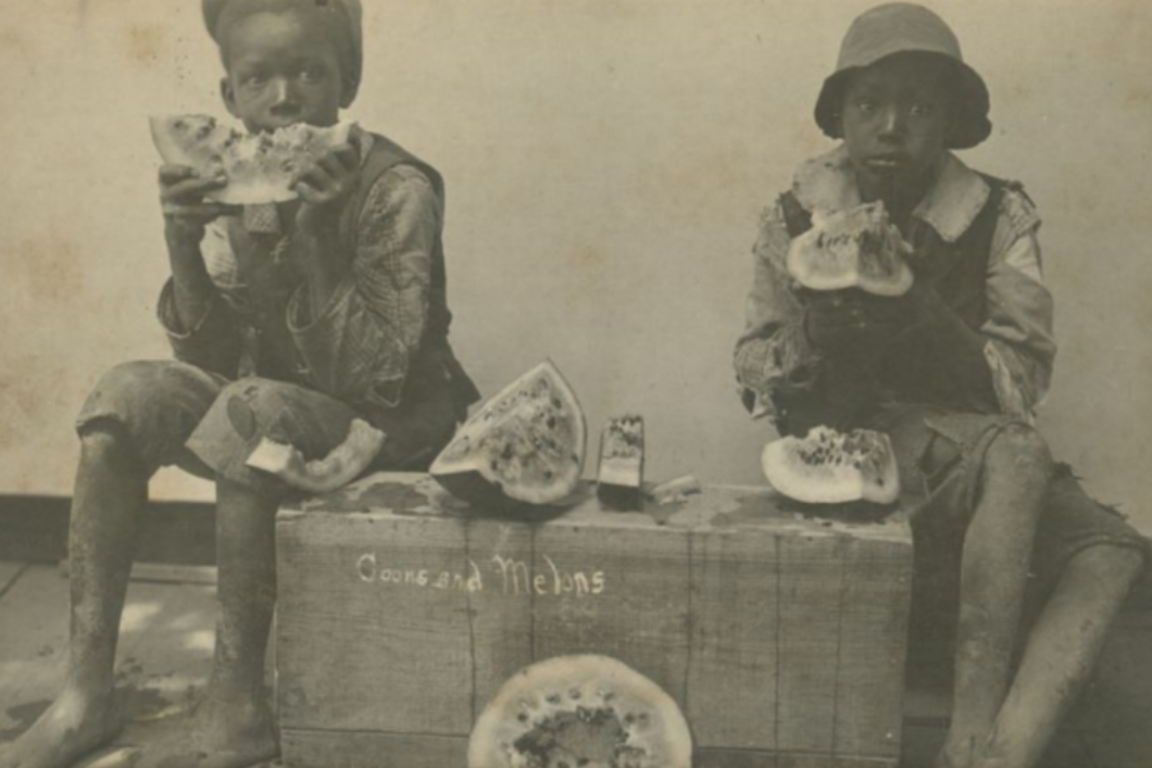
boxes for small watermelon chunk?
[762,425,900,505]
[597,415,645,510]
[430,361,586,508]
[468,654,692,768]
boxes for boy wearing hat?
[0,2,478,767]
[735,4,1147,766]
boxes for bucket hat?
[814,3,992,149]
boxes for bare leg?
[979,545,1144,767]
[143,477,280,768]
[0,427,148,768]
[939,426,1052,768]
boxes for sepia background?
[1,0,1149,530]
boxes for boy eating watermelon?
[734,4,1148,766]
[0,1,478,767]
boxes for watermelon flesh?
[149,114,354,205]
[430,361,586,507]
[786,202,914,297]
[762,425,900,505]
[467,654,692,768]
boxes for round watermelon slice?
[430,361,586,508]
[786,201,914,297]
[762,425,900,505]
[468,655,692,768]
[149,114,354,205]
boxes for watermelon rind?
[150,115,354,206]
[786,202,914,297]
[430,360,587,508]
[762,427,900,505]
[468,654,692,768]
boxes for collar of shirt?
[790,144,991,244]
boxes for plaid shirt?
[158,133,442,412]
[735,145,1056,424]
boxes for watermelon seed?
[518,712,529,723]
[569,687,581,699]
[546,693,562,705]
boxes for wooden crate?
[275,473,914,768]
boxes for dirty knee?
[985,424,1054,478]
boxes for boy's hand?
[802,289,917,354]
[159,165,236,245]
[294,144,360,237]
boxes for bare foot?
[0,687,121,768]
[134,698,278,768]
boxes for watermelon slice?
[468,654,692,768]
[245,418,385,494]
[761,425,900,505]
[149,114,353,205]
[597,415,645,510]
[786,202,914,297]
[430,361,586,508]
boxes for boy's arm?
[733,203,824,419]
[870,189,1054,419]
[157,217,245,379]
[979,190,1055,420]
[288,165,438,410]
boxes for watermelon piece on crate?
[596,415,645,510]
[430,361,587,509]
[762,425,900,505]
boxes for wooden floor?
[1,559,1150,768]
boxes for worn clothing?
[734,144,1149,582]
[78,130,476,494]
[76,361,454,495]
[735,144,1055,429]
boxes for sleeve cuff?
[157,278,215,339]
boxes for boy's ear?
[221,76,241,119]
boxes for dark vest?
[771,175,1011,435]
[224,133,480,420]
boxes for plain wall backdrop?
[1,0,1149,530]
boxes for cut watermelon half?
[468,654,692,768]
[430,361,586,508]
[762,425,900,505]
[150,114,354,205]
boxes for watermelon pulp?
[762,425,900,505]
[786,201,914,297]
[149,114,354,205]
[467,654,692,768]
[430,361,586,507]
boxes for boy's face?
[839,53,956,201]
[220,11,350,134]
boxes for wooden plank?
[775,532,845,755]
[0,564,69,721]
[276,511,474,737]
[462,517,534,721]
[832,538,912,759]
[281,728,467,768]
[695,747,778,768]
[531,523,691,704]
[0,561,26,598]
[685,527,778,750]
